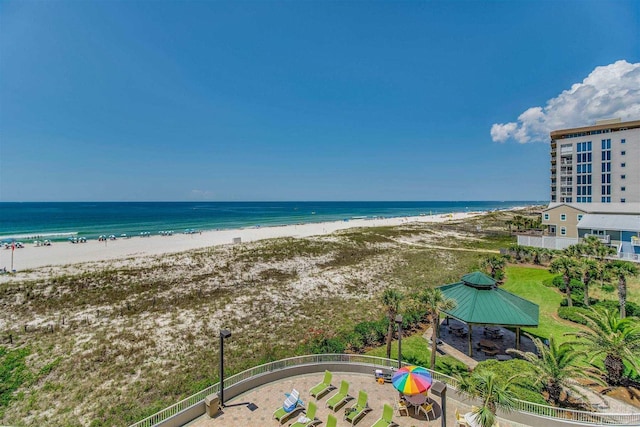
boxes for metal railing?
[129,354,640,427]
[617,252,640,263]
[515,400,640,425]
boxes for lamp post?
[395,314,403,368]
[219,329,231,407]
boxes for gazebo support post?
[516,327,520,350]
[468,324,473,356]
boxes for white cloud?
[491,60,640,143]
[490,122,517,142]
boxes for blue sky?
[1,1,638,202]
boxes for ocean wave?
[0,232,78,240]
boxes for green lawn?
[501,265,582,344]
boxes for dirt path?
[394,239,500,254]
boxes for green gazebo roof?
[461,271,496,288]
[438,271,539,327]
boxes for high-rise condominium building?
[550,118,640,204]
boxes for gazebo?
[438,271,539,356]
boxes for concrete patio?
[185,372,532,427]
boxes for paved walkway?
[423,326,478,369]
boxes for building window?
[622,186,626,191]
[560,214,566,221]
[621,198,626,203]
[577,214,583,221]
[621,151,626,156]
[544,213,549,220]
[621,163,626,168]
[621,138,626,144]
[561,227,567,236]
[621,174,626,179]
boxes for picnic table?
[479,339,498,350]
[483,326,503,339]
[449,324,466,337]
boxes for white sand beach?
[0,211,495,273]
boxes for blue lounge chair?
[273,389,304,424]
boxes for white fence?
[129,354,640,427]
[517,235,578,250]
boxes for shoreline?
[0,208,526,273]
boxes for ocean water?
[0,201,542,241]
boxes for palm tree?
[505,219,513,234]
[549,256,579,307]
[579,259,599,306]
[381,288,403,359]
[481,255,506,280]
[565,308,640,386]
[580,235,615,256]
[530,247,548,266]
[456,370,519,427]
[419,287,456,370]
[566,236,615,290]
[606,261,639,318]
[507,335,600,405]
[512,215,525,231]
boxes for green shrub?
[307,335,346,354]
[354,320,387,347]
[594,300,640,317]
[559,292,597,308]
[601,284,615,293]
[401,307,426,327]
[436,359,468,377]
[342,331,365,352]
[474,359,546,404]
[557,306,591,325]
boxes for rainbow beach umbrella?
[391,365,433,395]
